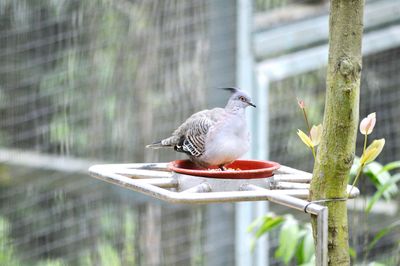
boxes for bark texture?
[310,0,365,265]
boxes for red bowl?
[168,159,280,179]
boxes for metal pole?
[236,0,264,265]
[244,185,328,266]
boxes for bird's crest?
[220,87,240,94]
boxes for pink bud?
[360,112,376,135]
[297,98,305,109]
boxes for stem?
[302,108,312,135]
[348,163,364,197]
[311,146,316,160]
[363,133,368,152]
[348,133,368,197]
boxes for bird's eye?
[239,96,246,102]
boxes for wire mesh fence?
[0,0,236,265]
[0,0,399,265]
[265,32,400,266]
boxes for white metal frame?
[88,162,360,266]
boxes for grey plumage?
[146,88,256,169]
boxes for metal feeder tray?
[89,162,359,266]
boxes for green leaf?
[247,216,266,233]
[275,215,300,265]
[379,161,400,173]
[366,174,400,214]
[367,220,400,252]
[299,255,315,266]
[301,226,314,263]
[254,216,285,239]
[296,225,314,264]
[348,246,357,259]
[98,242,121,266]
[364,162,398,200]
[249,215,284,251]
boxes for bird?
[146,87,256,170]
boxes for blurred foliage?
[248,213,315,265]
[0,0,207,161]
[250,158,400,265]
[349,158,400,212]
[0,216,68,266]
[0,0,208,265]
[269,69,326,171]
[0,157,142,265]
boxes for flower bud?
[297,99,305,109]
[360,112,376,135]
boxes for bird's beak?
[248,102,256,108]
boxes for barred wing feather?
[174,109,223,157]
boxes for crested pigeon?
[146,88,256,170]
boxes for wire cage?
[0,0,399,265]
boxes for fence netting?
[0,0,399,265]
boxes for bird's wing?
[173,108,224,157]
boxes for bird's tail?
[146,136,178,149]
[146,141,165,149]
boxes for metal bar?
[276,165,312,178]
[316,207,328,266]
[272,175,311,183]
[236,0,262,264]
[253,70,269,266]
[272,182,310,190]
[181,183,211,193]
[89,161,362,266]
[257,24,400,81]
[0,148,96,173]
[113,169,173,179]
[89,165,360,200]
[100,162,169,171]
[133,178,178,189]
[254,0,400,58]
[88,165,364,266]
[244,185,328,266]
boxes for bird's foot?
[219,165,226,171]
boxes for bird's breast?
[201,116,250,166]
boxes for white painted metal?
[236,0,266,265]
[88,162,353,266]
[254,0,400,59]
[257,24,400,82]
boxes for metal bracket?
[88,162,359,266]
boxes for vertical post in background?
[236,0,269,265]
[254,71,270,266]
[207,1,238,265]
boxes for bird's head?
[222,87,256,111]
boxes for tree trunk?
[310,1,365,265]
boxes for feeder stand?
[89,162,359,266]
